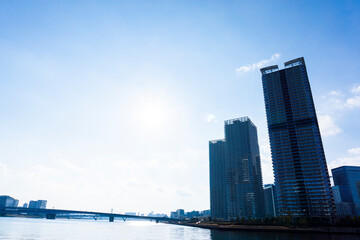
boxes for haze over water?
[1,218,359,240]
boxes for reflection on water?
[0,217,359,240]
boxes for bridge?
[0,207,178,223]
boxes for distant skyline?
[1,1,360,214]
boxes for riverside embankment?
[167,221,360,234]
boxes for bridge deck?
[0,207,179,222]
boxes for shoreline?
[166,221,360,234]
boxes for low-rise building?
[29,200,47,209]
[170,209,210,219]
[0,195,19,208]
[200,210,210,217]
[332,166,360,216]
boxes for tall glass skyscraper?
[260,57,334,218]
[209,139,227,220]
[210,117,264,220]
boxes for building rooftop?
[224,116,256,128]
[284,57,305,68]
[332,166,360,171]
[260,57,305,74]
[209,139,225,144]
[260,65,279,75]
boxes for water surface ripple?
[0,217,359,240]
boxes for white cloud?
[319,95,345,112]
[351,84,360,94]
[345,96,360,109]
[319,86,360,112]
[329,90,342,96]
[329,147,360,170]
[348,147,360,155]
[206,114,216,123]
[259,141,274,184]
[235,53,281,76]
[318,115,342,137]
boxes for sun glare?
[131,94,173,133]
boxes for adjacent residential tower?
[210,117,264,220]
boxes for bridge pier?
[46,213,56,220]
[122,217,127,222]
[109,216,114,222]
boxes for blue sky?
[1,1,360,214]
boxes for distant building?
[23,203,28,208]
[332,186,342,203]
[38,200,47,209]
[0,195,19,208]
[170,209,210,219]
[260,57,334,218]
[210,117,264,220]
[29,200,37,208]
[29,200,47,209]
[200,210,211,217]
[169,209,185,219]
[13,199,19,208]
[332,166,360,216]
[147,212,168,218]
[186,210,200,219]
[263,184,277,218]
[176,209,185,219]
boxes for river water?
[0,217,359,240]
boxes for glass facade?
[332,166,360,216]
[210,117,264,220]
[209,139,227,220]
[225,117,264,220]
[260,57,334,218]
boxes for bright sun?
[131,93,173,133]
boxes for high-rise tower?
[260,57,334,218]
[210,117,264,220]
[209,139,227,220]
